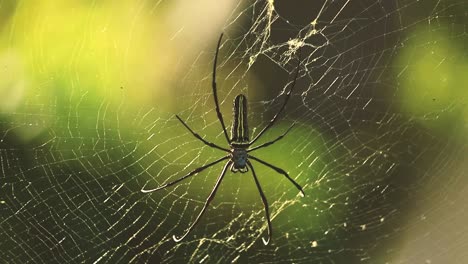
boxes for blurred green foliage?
[396,26,468,139]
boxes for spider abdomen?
[230,94,249,144]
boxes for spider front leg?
[141,156,229,193]
[249,155,305,197]
[247,161,272,245]
[173,161,231,242]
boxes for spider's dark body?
[230,94,249,173]
[230,94,249,144]
[142,33,304,245]
[230,147,248,173]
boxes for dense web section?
[1,0,467,263]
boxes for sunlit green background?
[0,0,467,263]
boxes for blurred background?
[0,0,467,263]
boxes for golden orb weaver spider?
[142,33,304,245]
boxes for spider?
[142,33,304,245]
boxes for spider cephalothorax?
[230,147,248,173]
[142,33,304,245]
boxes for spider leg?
[212,33,231,144]
[247,122,295,153]
[248,155,305,197]
[249,53,301,146]
[141,156,229,193]
[247,161,272,245]
[176,115,230,152]
[173,161,231,242]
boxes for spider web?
[1,0,467,263]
